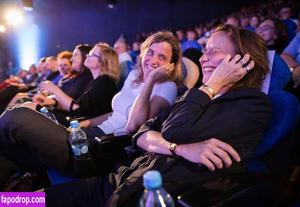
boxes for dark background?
[0,0,260,77]
[35,0,254,55]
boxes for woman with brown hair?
[35,44,93,102]
[44,25,271,206]
[79,31,182,135]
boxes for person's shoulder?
[95,74,115,85]
[128,69,138,79]
[124,69,139,84]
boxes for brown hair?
[214,24,269,90]
[135,31,183,86]
[94,43,120,82]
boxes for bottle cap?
[40,107,48,113]
[143,170,162,189]
[70,120,79,128]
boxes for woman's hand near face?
[39,81,59,94]
[206,54,255,94]
[148,63,174,83]
[176,138,241,171]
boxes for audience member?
[32,45,93,110]
[114,37,132,63]
[181,29,202,52]
[128,41,140,64]
[175,29,186,43]
[256,18,288,53]
[225,14,240,27]
[279,3,297,41]
[249,15,259,31]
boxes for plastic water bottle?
[40,107,58,124]
[68,120,89,159]
[139,170,175,207]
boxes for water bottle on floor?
[139,170,175,207]
[40,107,58,124]
[68,120,89,159]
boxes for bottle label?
[81,146,88,154]
[72,146,81,156]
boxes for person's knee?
[0,107,36,127]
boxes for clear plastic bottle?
[68,120,89,159]
[40,106,58,124]
[139,170,175,207]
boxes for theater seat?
[255,90,299,157]
[245,90,299,175]
[47,170,78,185]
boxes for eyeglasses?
[256,25,274,32]
[203,47,225,56]
[86,53,101,58]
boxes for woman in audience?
[32,44,93,107]
[44,25,272,206]
[58,44,93,100]
[0,31,182,177]
[79,31,181,135]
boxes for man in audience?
[181,29,202,52]
[279,3,297,42]
[250,15,259,31]
[175,29,186,43]
[114,37,132,63]
[256,18,288,53]
[225,15,240,28]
